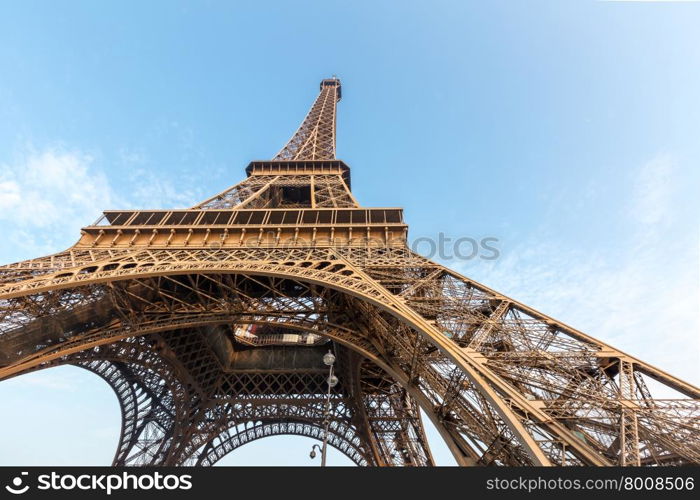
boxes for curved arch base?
[1,247,698,466]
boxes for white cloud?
[11,370,77,392]
[0,180,22,209]
[128,167,201,209]
[628,153,673,227]
[0,148,114,227]
[453,154,700,387]
[0,145,204,261]
[0,148,116,259]
[117,146,203,209]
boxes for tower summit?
[0,79,698,466]
[274,77,341,161]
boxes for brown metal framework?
[1,77,698,466]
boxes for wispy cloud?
[0,147,116,259]
[0,144,206,261]
[628,153,674,227]
[453,154,700,386]
[127,167,201,209]
[0,148,113,227]
[117,146,204,209]
[10,370,78,392]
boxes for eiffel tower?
[1,78,698,467]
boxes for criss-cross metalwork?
[273,78,340,161]
[1,78,698,466]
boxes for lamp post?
[310,349,337,466]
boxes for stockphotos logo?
[5,472,29,495]
[3,471,192,495]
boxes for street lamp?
[310,349,338,467]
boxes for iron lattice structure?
[1,78,699,467]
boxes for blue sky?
[0,0,698,466]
